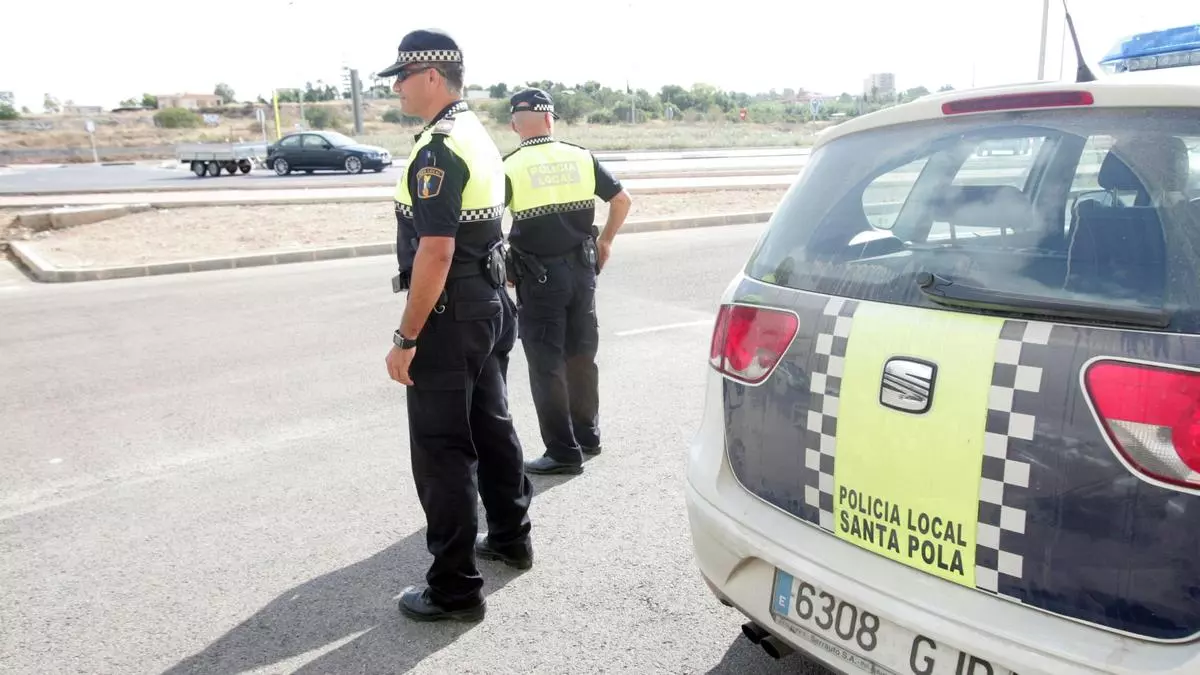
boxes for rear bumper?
[684,366,1200,675]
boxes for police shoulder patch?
[431,118,455,135]
[415,166,445,199]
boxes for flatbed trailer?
[175,142,269,177]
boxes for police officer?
[503,88,633,475]
[380,29,534,623]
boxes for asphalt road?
[0,150,810,196]
[0,223,832,675]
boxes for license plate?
[770,569,1015,675]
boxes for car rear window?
[746,107,1200,334]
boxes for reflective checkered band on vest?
[460,205,505,222]
[512,199,595,221]
[394,203,503,223]
[399,49,461,63]
[518,136,555,147]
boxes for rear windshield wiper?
[915,272,1172,328]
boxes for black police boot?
[582,445,602,456]
[397,585,485,623]
[475,534,533,570]
[525,455,583,475]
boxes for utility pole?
[1037,0,1051,79]
[350,69,364,134]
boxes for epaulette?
[431,117,455,135]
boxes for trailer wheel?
[206,161,222,177]
[223,162,239,175]
[238,160,252,174]
[191,161,206,177]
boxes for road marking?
[615,319,713,337]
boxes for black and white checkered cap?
[509,88,559,118]
[378,29,462,77]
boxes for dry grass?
[18,189,788,268]
[1,100,823,163]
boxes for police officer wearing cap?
[502,87,633,476]
[380,29,534,623]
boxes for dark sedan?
[266,130,392,175]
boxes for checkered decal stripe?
[803,297,858,532]
[975,320,1051,598]
[399,49,462,63]
[394,204,503,222]
[512,200,595,221]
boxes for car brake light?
[1084,359,1200,491]
[941,90,1094,115]
[709,304,799,385]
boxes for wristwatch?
[393,330,418,350]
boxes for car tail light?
[941,90,1094,115]
[709,304,799,385]
[1084,359,1200,490]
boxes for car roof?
[814,77,1200,150]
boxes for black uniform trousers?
[515,249,601,465]
[405,272,533,608]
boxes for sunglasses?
[395,65,438,84]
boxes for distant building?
[862,73,896,100]
[156,93,224,110]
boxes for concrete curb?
[8,211,773,283]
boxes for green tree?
[214,83,235,104]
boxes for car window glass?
[862,159,927,229]
[302,135,328,148]
[279,135,301,147]
[744,109,1200,334]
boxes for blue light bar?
[1099,24,1200,73]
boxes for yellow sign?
[832,302,1003,586]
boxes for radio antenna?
[1062,0,1098,82]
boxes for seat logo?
[880,357,937,414]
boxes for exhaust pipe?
[740,621,770,644]
[761,635,794,660]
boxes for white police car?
[686,23,1200,675]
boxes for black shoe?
[582,445,602,456]
[397,585,485,622]
[475,534,533,570]
[525,455,583,475]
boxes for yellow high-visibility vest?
[393,108,505,224]
[503,140,596,221]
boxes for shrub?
[153,107,201,128]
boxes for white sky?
[0,0,1195,111]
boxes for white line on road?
[615,319,713,337]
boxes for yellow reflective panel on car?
[832,301,1004,587]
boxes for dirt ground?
[14,189,787,269]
